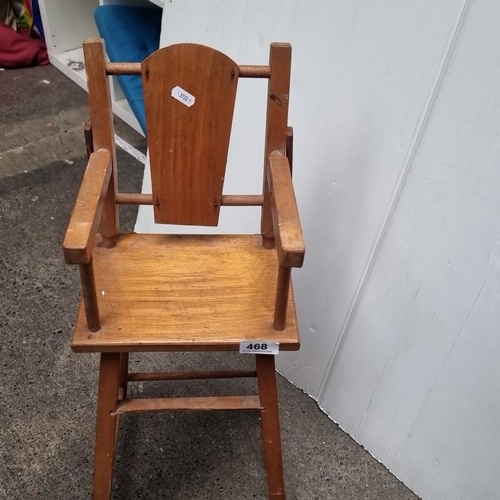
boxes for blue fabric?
[94,5,162,134]
[32,0,44,40]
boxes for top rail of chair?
[105,62,271,78]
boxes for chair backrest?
[143,44,238,225]
[83,39,291,239]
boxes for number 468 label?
[239,341,279,355]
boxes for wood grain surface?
[142,44,239,226]
[72,233,299,352]
[83,39,119,245]
[261,43,292,247]
[267,151,304,268]
[63,149,111,264]
[114,395,263,414]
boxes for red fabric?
[24,0,33,17]
[0,23,48,68]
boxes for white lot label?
[239,341,279,355]
[171,86,195,107]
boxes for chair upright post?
[261,43,292,248]
[83,39,119,247]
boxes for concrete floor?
[0,64,420,499]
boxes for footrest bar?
[128,369,257,382]
[113,395,263,415]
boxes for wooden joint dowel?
[79,257,101,332]
[239,65,271,78]
[115,193,263,207]
[105,62,270,78]
[115,193,153,205]
[274,265,291,331]
[105,62,141,75]
[221,195,263,206]
[128,369,257,382]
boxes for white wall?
[322,3,500,499]
[136,1,500,499]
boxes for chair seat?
[72,233,300,353]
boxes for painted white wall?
[322,3,500,499]
[135,1,500,499]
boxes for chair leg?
[256,354,286,500]
[93,353,121,500]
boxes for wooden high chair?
[63,38,304,500]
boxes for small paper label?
[171,86,195,107]
[239,341,279,355]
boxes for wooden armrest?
[63,149,112,264]
[267,151,305,268]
